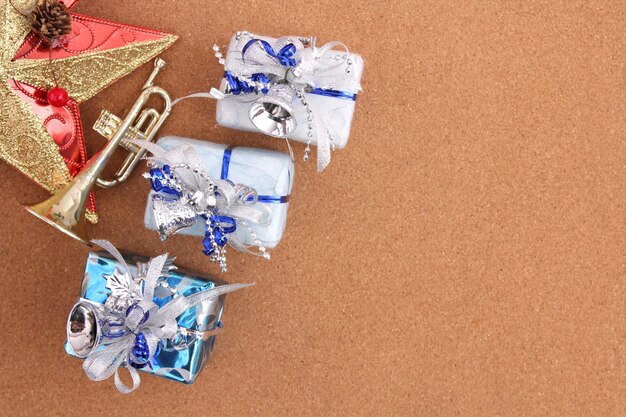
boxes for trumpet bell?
[25,181,90,244]
[249,84,297,137]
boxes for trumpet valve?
[93,110,144,153]
[93,110,119,139]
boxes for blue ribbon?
[310,87,357,101]
[242,39,297,67]
[220,147,232,180]
[225,71,270,95]
[257,195,290,203]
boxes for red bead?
[47,86,69,107]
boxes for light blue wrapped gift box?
[65,251,226,385]
[144,136,295,248]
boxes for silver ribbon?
[221,34,361,172]
[81,239,252,394]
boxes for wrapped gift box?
[144,136,294,248]
[216,33,364,149]
[65,251,227,385]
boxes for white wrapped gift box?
[144,136,294,248]
[216,33,364,149]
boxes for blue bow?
[242,38,297,67]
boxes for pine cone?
[31,0,72,43]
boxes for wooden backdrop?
[0,1,623,416]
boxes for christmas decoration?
[65,239,252,393]
[0,0,177,221]
[139,137,294,272]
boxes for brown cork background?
[0,1,624,416]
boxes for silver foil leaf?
[103,267,140,315]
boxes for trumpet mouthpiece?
[144,57,167,89]
[155,57,167,70]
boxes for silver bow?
[75,240,252,394]
[216,33,361,172]
[132,140,273,272]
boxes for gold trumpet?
[25,58,172,245]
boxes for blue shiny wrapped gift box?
[65,251,226,385]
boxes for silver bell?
[152,194,197,241]
[249,84,297,137]
[66,302,103,358]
